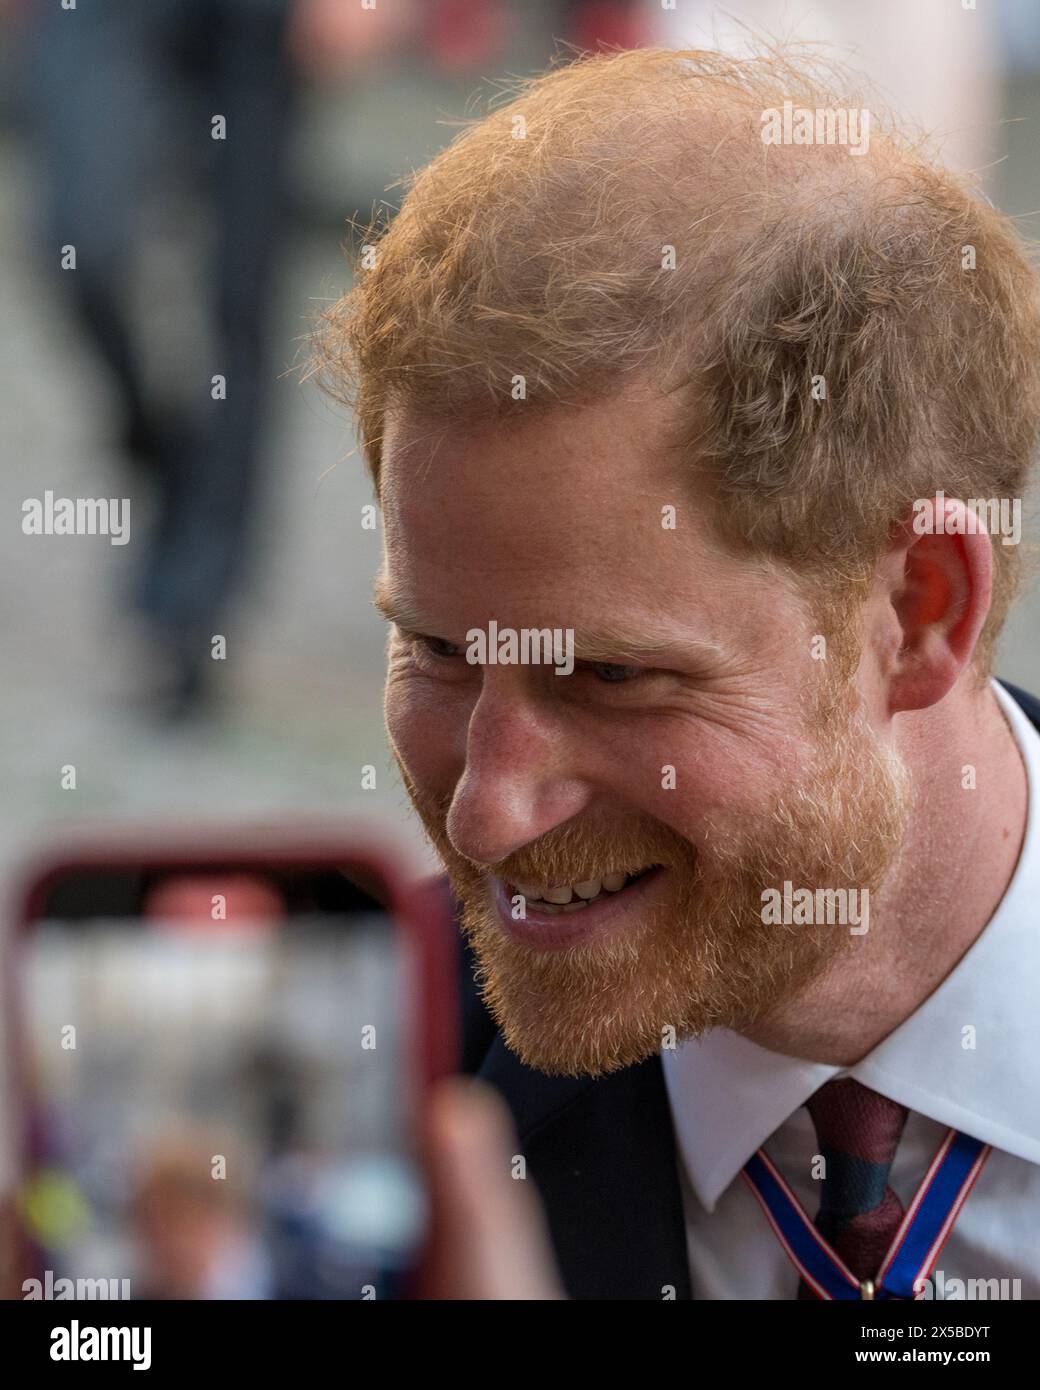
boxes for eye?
[411,634,462,660]
[588,662,642,683]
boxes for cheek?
[384,671,467,791]
[632,718,790,832]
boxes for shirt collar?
[662,677,1040,1213]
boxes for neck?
[740,678,1028,1067]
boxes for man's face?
[378,381,910,1077]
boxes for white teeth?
[508,867,652,909]
[542,885,574,905]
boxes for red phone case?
[3,821,458,1300]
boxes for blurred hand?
[419,1076,567,1300]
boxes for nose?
[445,673,594,866]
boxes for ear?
[883,499,993,715]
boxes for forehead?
[372,383,806,669]
[377,382,769,643]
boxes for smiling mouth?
[504,866,660,914]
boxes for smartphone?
[4,825,456,1301]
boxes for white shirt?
[661,679,1040,1299]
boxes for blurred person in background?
[131,1128,270,1299]
[3,0,580,721]
[12,0,296,719]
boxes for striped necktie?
[797,1077,910,1299]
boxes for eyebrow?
[373,574,727,669]
[373,574,427,633]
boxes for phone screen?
[15,868,424,1300]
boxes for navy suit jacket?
[450,680,1040,1299]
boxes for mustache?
[420,797,695,889]
[489,818,695,887]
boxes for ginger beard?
[397,679,912,1078]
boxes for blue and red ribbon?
[741,1127,990,1300]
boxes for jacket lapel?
[479,1033,693,1299]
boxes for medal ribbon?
[741,1128,991,1299]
